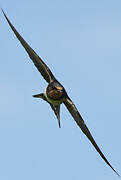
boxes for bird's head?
[46,82,65,101]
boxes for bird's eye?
[54,87,58,90]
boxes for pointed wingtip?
[115,171,120,178]
[1,8,6,16]
[1,8,10,24]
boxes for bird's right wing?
[64,97,120,177]
[2,9,56,83]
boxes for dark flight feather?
[2,9,55,83]
[64,97,120,177]
[2,9,120,176]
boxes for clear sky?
[0,0,121,179]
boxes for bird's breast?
[47,89,63,100]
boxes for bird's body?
[2,9,120,177]
[45,81,67,105]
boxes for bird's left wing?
[64,97,120,176]
[2,9,56,83]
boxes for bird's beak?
[55,86,63,91]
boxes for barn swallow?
[2,9,120,176]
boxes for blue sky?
[0,0,121,179]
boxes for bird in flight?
[2,9,120,177]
